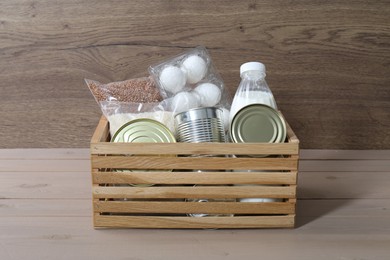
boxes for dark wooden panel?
[0,0,389,148]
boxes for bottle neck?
[241,70,266,80]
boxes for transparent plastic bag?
[85,77,162,104]
[85,77,174,137]
[100,100,175,137]
[149,46,232,114]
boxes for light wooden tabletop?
[1,149,389,260]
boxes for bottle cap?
[240,62,266,76]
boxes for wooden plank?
[299,159,390,172]
[91,156,298,170]
[0,171,91,199]
[92,171,297,185]
[0,199,91,217]
[94,215,295,229]
[94,201,295,215]
[0,159,90,172]
[0,1,389,149]
[90,116,109,144]
[286,120,299,144]
[92,186,296,199]
[1,99,101,149]
[300,149,390,160]
[91,142,299,155]
[298,171,390,199]
[0,149,90,159]
[296,199,390,219]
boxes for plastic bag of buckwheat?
[85,76,162,104]
[85,77,176,137]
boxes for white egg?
[159,66,186,94]
[181,55,207,84]
[194,83,221,107]
[171,91,200,114]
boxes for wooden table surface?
[1,149,389,260]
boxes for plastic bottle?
[229,62,277,122]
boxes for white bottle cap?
[240,62,266,76]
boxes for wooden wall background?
[0,0,389,149]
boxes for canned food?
[112,118,176,143]
[175,107,226,143]
[111,118,176,187]
[186,184,236,218]
[230,104,286,144]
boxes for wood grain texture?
[92,171,297,185]
[92,186,296,199]
[90,114,299,210]
[0,0,389,149]
[1,149,390,258]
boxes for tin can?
[230,104,286,144]
[112,118,176,143]
[111,118,176,187]
[175,107,226,143]
[186,185,235,217]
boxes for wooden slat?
[90,116,110,143]
[286,120,299,144]
[298,171,390,199]
[300,149,390,160]
[94,215,295,229]
[92,171,297,185]
[299,159,390,172]
[0,199,91,217]
[94,201,295,214]
[91,156,298,170]
[0,149,90,159]
[0,171,91,199]
[296,199,390,220]
[0,159,90,172]
[91,142,299,155]
[92,186,296,199]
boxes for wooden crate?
[91,115,299,229]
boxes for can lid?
[110,118,176,179]
[230,104,286,143]
[111,118,176,143]
[240,62,266,76]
